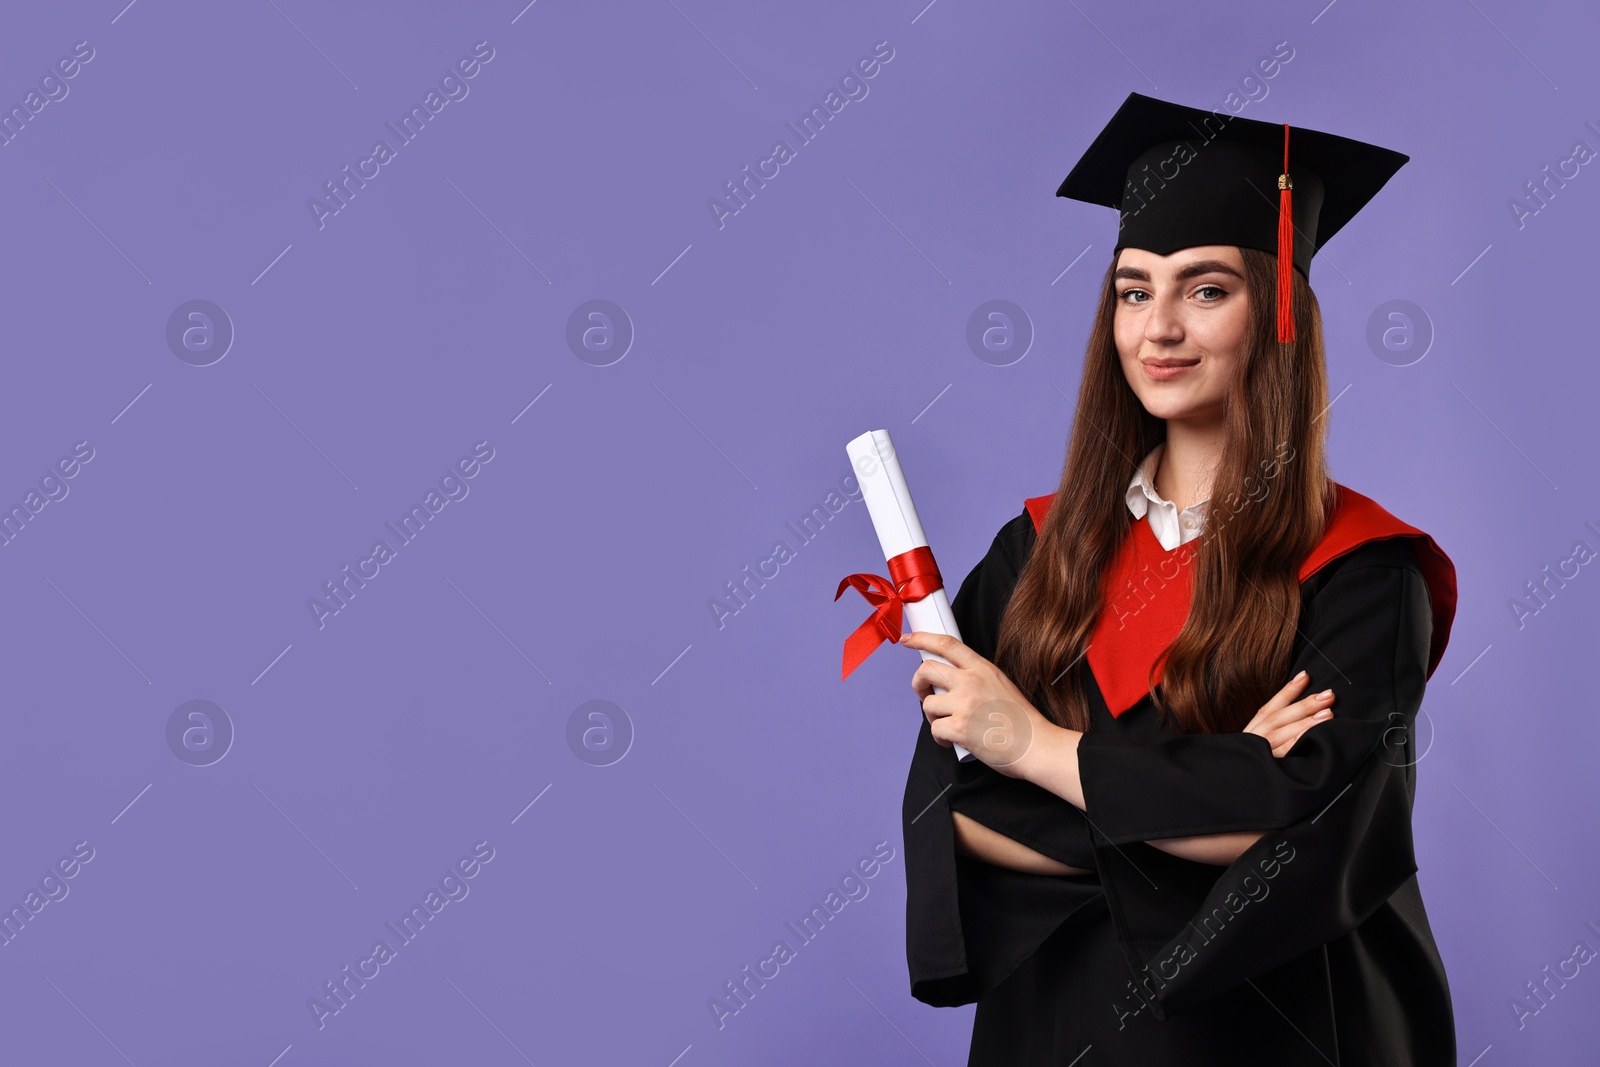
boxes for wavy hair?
[994,246,1337,735]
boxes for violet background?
[1,0,1596,1063]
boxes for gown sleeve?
[1076,534,1436,1019]
[902,509,1102,1007]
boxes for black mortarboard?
[1056,91,1409,342]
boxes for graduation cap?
[1056,91,1409,343]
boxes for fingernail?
[1315,709,1332,718]
[1316,689,1333,698]
[1294,670,1307,681]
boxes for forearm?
[1144,830,1265,865]
[951,810,1094,876]
[1010,720,1087,809]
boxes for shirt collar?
[1125,442,1211,520]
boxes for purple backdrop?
[1,0,1596,1063]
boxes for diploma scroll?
[841,429,975,762]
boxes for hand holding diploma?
[899,629,1061,779]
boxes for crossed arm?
[961,723,1269,872]
[914,643,1332,874]
[914,540,1426,882]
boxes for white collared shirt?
[1125,442,1210,551]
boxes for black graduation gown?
[901,507,1455,1066]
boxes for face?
[1112,245,1250,428]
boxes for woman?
[897,93,1458,1065]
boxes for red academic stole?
[1023,483,1459,718]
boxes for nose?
[1143,292,1184,344]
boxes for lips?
[1141,357,1200,381]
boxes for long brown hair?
[995,246,1338,735]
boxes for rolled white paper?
[846,428,975,762]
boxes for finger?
[1287,712,1332,743]
[911,660,954,700]
[1262,689,1334,731]
[1260,671,1312,715]
[1268,709,1333,756]
[1243,673,1315,735]
[920,699,953,746]
[1286,690,1335,719]
[1249,699,1306,733]
[899,630,983,668]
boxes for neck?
[1155,417,1226,512]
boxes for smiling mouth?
[1142,358,1200,368]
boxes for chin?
[1137,394,1220,422]
[1133,387,1192,413]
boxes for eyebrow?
[1113,259,1245,283]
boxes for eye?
[1118,288,1149,304]
[1195,284,1227,301]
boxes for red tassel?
[1276,122,1295,343]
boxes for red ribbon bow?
[834,545,944,680]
